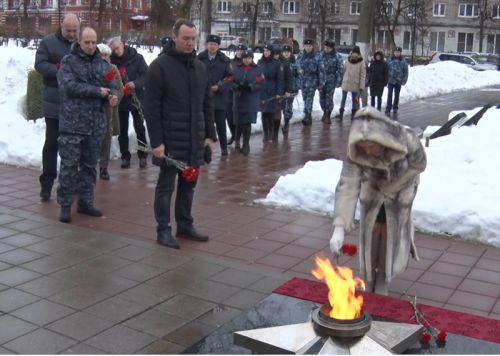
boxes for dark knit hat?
[282,44,292,52]
[242,49,254,59]
[351,45,361,55]
[303,38,313,45]
[237,44,248,51]
[324,39,335,48]
[206,34,221,45]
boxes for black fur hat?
[206,34,221,45]
[303,38,314,45]
[324,39,335,48]
[237,44,248,51]
[282,44,292,52]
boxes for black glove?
[204,145,212,164]
[241,80,251,91]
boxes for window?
[216,1,231,13]
[115,19,121,31]
[136,0,141,9]
[75,0,81,5]
[330,1,339,14]
[311,0,320,14]
[433,3,445,16]
[350,1,361,15]
[126,0,131,8]
[262,1,272,13]
[457,32,474,52]
[241,1,250,12]
[376,30,390,48]
[327,28,341,44]
[351,29,358,44]
[403,31,411,50]
[258,27,271,41]
[380,1,394,15]
[281,27,294,38]
[283,1,299,14]
[47,0,52,7]
[492,4,500,18]
[430,31,445,51]
[458,3,479,17]
[106,18,112,30]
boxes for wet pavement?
[0,86,499,353]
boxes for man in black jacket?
[109,37,149,169]
[144,19,217,249]
[35,13,80,202]
[198,34,231,155]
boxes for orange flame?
[311,255,365,320]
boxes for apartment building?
[204,0,500,55]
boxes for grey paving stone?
[84,296,148,323]
[28,225,73,239]
[0,242,17,254]
[111,245,156,261]
[0,261,11,272]
[1,233,46,247]
[0,346,15,354]
[85,325,156,354]
[196,305,243,327]
[123,309,186,338]
[117,283,177,307]
[3,328,76,354]
[24,239,78,255]
[3,219,47,232]
[78,254,133,272]
[0,215,23,226]
[164,321,214,347]
[48,286,111,310]
[154,294,217,321]
[10,299,75,326]
[0,288,40,312]
[47,311,114,341]
[182,279,241,303]
[82,274,138,295]
[21,256,77,275]
[0,248,44,265]
[81,236,129,253]
[173,258,228,279]
[59,343,107,354]
[0,314,38,344]
[210,268,264,288]
[112,262,165,282]
[247,275,291,294]
[140,252,192,270]
[135,339,185,354]
[222,289,268,310]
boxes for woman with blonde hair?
[97,43,123,180]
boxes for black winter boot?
[320,112,327,122]
[302,113,312,126]
[40,182,53,202]
[336,109,344,120]
[282,123,289,135]
[324,110,332,124]
[77,205,102,217]
[241,124,251,156]
[59,206,72,223]
[272,120,280,142]
[262,115,269,142]
[157,230,180,249]
[235,125,242,150]
[351,109,358,120]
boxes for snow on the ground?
[259,106,500,247]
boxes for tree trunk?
[199,0,211,51]
[357,0,375,60]
[250,0,259,47]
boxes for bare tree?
[305,0,339,45]
[374,0,409,48]
[477,0,492,52]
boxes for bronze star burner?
[311,304,372,338]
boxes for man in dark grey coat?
[35,13,80,202]
[57,27,119,223]
[144,18,216,249]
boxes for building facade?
[201,0,500,55]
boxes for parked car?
[253,37,300,54]
[429,52,496,71]
[220,35,247,50]
[461,52,499,67]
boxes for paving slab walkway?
[0,86,499,353]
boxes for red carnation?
[255,75,263,84]
[123,86,132,97]
[420,332,432,347]
[223,75,233,82]
[105,70,116,81]
[244,65,252,72]
[340,243,350,254]
[347,244,357,256]
[55,62,61,70]
[118,67,126,77]
[437,330,447,342]
[181,166,200,183]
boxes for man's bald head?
[61,13,80,42]
[79,27,97,56]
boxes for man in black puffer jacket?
[109,37,149,169]
[144,19,217,250]
[35,13,80,202]
[198,34,232,155]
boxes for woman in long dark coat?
[258,44,284,143]
[230,50,264,155]
[368,51,389,111]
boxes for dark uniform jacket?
[144,47,217,167]
[231,63,264,124]
[368,52,389,96]
[35,28,73,118]
[257,56,284,113]
[57,44,118,137]
[197,50,232,110]
[281,56,295,93]
[110,46,148,112]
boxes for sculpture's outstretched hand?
[329,226,345,256]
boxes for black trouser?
[371,95,383,111]
[225,100,235,139]
[118,110,148,160]
[386,84,401,112]
[154,165,196,236]
[40,117,59,186]
[214,109,227,151]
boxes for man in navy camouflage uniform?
[57,27,119,223]
[319,40,344,124]
[296,38,325,126]
[280,44,298,135]
[385,46,408,115]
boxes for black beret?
[263,43,273,51]
[206,34,221,45]
[303,38,314,45]
[237,44,248,51]
[282,44,292,52]
[324,39,335,48]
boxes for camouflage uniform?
[296,50,325,124]
[281,54,299,131]
[319,50,344,120]
[57,44,118,208]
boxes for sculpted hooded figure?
[330,107,426,294]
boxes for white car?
[219,36,247,51]
[429,52,496,71]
